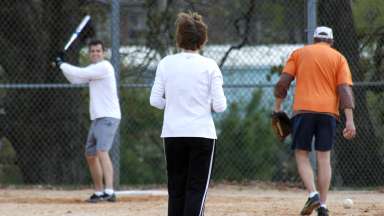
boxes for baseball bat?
[63,15,91,51]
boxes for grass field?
[1,184,384,216]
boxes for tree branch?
[219,0,255,68]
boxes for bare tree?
[0,0,93,183]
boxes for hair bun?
[175,11,208,51]
[190,12,202,22]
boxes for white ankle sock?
[95,191,103,196]
[320,204,327,208]
[104,188,114,195]
[309,191,318,198]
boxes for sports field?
[1,184,383,216]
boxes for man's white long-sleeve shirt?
[60,60,121,120]
[150,52,227,139]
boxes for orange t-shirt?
[283,43,353,116]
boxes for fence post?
[111,0,121,188]
[307,0,317,44]
[307,0,317,173]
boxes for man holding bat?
[55,39,121,203]
[274,26,356,216]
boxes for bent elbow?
[149,97,157,107]
[214,105,226,113]
[213,100,227,113]
[150,97,165,110]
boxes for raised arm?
[62,72,89,84]
[60,61,111,80]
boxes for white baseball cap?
[313,26,333,40]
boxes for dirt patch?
[0,184,383,216]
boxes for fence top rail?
[0,81,383,89]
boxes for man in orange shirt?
[274,26,356,216]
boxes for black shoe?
[300,194,321,215]
[317,207,329,216]
[102,192,116,202]
[87,193,103,203]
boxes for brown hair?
[175,12,208,51]
[314,37,333,45]
[88,39,105,51]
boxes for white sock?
[320,204,327,208]
[309,191,319,198]
[104,188,114,195]
[95,191,103,196]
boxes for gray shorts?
[85,117,120,156]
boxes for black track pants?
[164,137,215,216]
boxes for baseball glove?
[271,111,291,141]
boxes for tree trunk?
[318,0,384,186]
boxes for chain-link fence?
[0,0,384,188]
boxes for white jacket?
[150,52,227,139]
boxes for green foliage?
[267,64,284,81]
[353,0,384,160]
[367,91,384,141]
[0,138,23,184]
[352,0,384,33]
[259,3,285,33]
[214,90,289,181]
[117,88,298,184]
[119,88,166,184]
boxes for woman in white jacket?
[150,12,227,216]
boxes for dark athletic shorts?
[291,113,336,151]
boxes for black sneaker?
[102,192,116,202]
[300,194,321,215]
[87,193,103,203]
[317,207,329,216]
